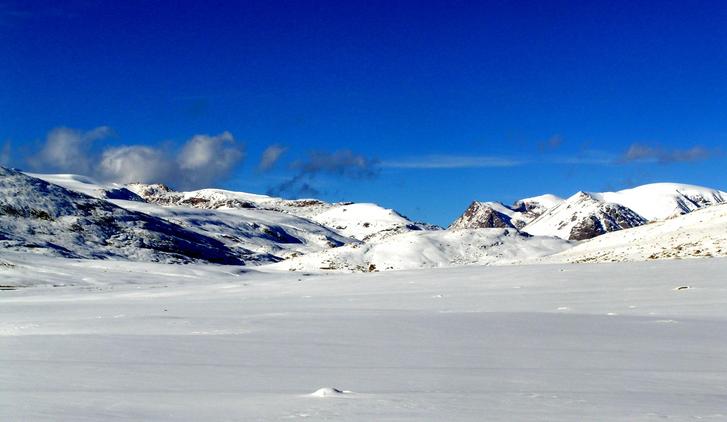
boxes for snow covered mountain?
[592,183,727,220]
[454,183,726,241]
[522,191,648,240]
[30,173,355,261]
[541,202,727,263]
[125,183,435,241]
[28,171,434,262]
[0,167,247,264]
[7,167,727,270]
[268,228,571,272]
[449,194,563,230]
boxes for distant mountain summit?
[449,194,564,230]
[452,183,727,241]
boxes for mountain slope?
[267,228,571,272]
[0,167,247,264]
[541,203,727,263]
[593,183,727,220]
[116,200,353,260]
[30,173,355,261]
[126,183,434,240]
[522,192,647,240]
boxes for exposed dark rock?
[449,201,516,229]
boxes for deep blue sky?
[1,0,725,225]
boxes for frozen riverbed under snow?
[1,255,726,420]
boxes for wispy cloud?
[0,140,11,166]
[381,154,524,169]
[538,134,563,152]
[620,144,720,164]
[547,151,616,165]
[258,144,288,172]
[267,149,377,197]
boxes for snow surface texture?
[1,254,727,420]
[270,228,571,272]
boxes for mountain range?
[2,166,726,272]
[450,183,726,240]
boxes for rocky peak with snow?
[449,194,564,231]
[522,191,647,240]
[511,194,565,216]
[452,184,727,241]
[449,201,518,230]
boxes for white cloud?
[98,146,175,184]
[26,127,245,189]
[29,126,112,174]
[177,132,243,187]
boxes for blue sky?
[1,0,725,225]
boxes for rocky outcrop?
[449,201,516,229]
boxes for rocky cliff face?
[449,201,517,229]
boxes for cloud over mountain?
[268,149,378,197]
[26,127,245,190]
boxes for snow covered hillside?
[594,183,727,220]
[523,191,648,240]
[269,228,571,272]
[126,182,434,240]
[0,168,246,264]
[29,172,357,260]
[543,202,727,263]
[29,170,439,262]
[2,254,727,420]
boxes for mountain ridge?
[451,183,727,240]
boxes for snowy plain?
[2,253,727,421]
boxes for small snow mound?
[309,387,349,397]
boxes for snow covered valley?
[2,254,727,421]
